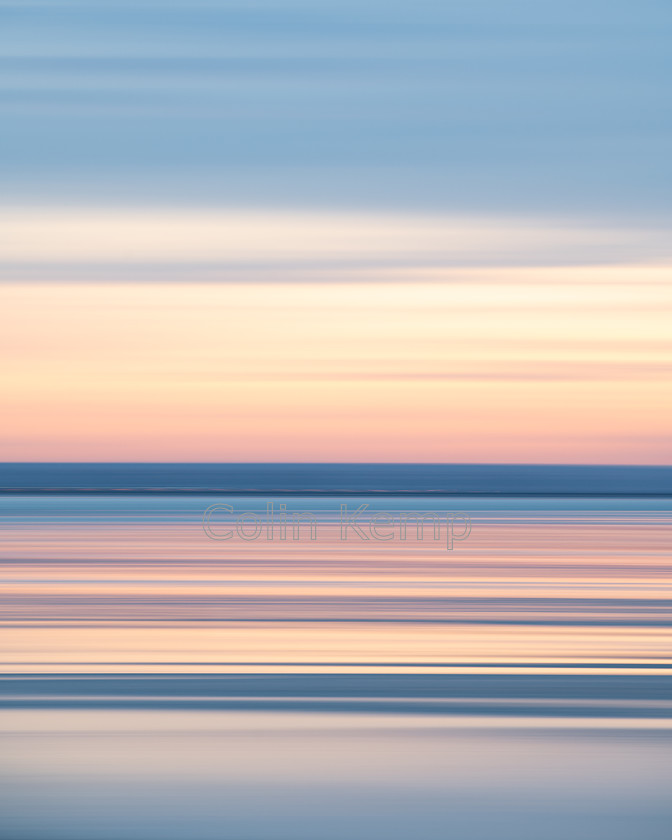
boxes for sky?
[1,0,671,462]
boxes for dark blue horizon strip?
[1,673,671,718]
[1,463,671,496]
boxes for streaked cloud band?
[2,208,671,267]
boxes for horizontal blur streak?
[1,208,671,265]
[1,709,671,840]
[1,491,670,673]
[2,2,671,837]
[2,0,671,217]
[2,274,671,462]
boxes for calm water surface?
[1,478,670,838]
